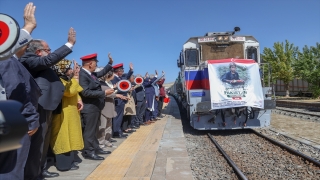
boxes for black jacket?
[19,45,72,111]
[79,64,113,113]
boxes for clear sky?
[1,0,319,83]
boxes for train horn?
[134,76,144,85]
[0,14,20,55]
[117,80,132,92]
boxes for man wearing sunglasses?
[19,27,76,180]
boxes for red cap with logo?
[80,53,98,61]
[112,63,123,69]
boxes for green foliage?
[262,40,298,96]
[260,63,271,87]
[293,43,320,97]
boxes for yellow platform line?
[86,118,168,180]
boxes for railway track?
[275,107,320,121]
[208,129,320,180]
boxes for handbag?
[124,92,136,115]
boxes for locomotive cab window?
[180,51,184,65]
[247,46,258,62]
[185,49,199,66]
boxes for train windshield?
[185,49,199,66]
[247,46,258,62]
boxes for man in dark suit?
[0,46,41,179]
[19,28,76,179]
[79,53,114,160]
[111,63,133,138]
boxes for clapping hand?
[67,27,76,45]
[155,70,158,76]
[162,70,165,75]
[105,88,115,96]
[116,94,128,100]
[23,3,37,34]
[145,72,149,78]
[108,52,113,64]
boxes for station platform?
[49,97,194,180]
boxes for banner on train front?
[207,58,264,110]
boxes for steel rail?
[251,129,320,167]
[275,107,320,118]
[207,133,248,180]
[268,128,320,149]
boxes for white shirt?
[82,67,91,75]
[65,42,73,49]
[106,80,113,88]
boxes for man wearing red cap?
[111,62,133,138]
[79,53,114,160]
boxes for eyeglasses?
[39,48,51,53]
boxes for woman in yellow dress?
[50,59,84,171]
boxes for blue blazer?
[0,56,42,130]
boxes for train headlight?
[216,36,229,44]
[196,101,211,112]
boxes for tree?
[262,40,298,97]
[293,43,320,98]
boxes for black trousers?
[81,112,100,155]
[113,102,125,135]
[122,115,132,131]
[158,96,164,116]
[0,134,31,179]
[135,100,146,125]
[24,105,53,180]
[55,151,77,171]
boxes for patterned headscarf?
[52,59,72,76]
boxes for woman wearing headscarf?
[50,59,84,171]
[96,53,127,148]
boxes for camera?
[0,100,28,153]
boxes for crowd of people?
[0,3,168,180]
